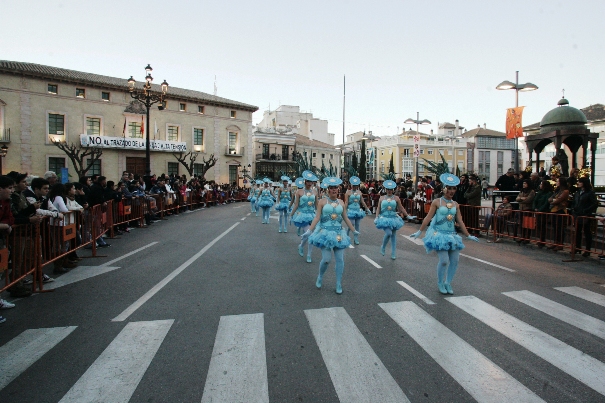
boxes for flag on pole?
[140,115,144,137]
[506,106,525,139]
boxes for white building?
[257,105,335,146]
[462,125,516,185]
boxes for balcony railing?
[0,129,11,143]
[256,153,293,162]
[225,146,244,156]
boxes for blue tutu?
[248,196,257,203]
[374,215,404,230]
[292,212,315,227]
[347,209,366,219]
[275,201,289,211]
[257,198,274,208]
[422,229,465,253]
[309,227,351,249]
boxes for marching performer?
[345,176,371,245]
[253,180,262,216]
[291,177,305,235]
[304,177,358,294]
[276,176,292,233]
[257,178,275,224]
[410,173,479,295]
[248,181,259,213]
[374,180,415,259]
[291,171,318,262]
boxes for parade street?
[1,205,605,403]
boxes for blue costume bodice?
[260,189,272,198]
[279,190,291,202]
[299,191,316,213]
[430,199,457,233]
[380,198,398,217]
[320,202,344,231]
[348,193,361,208]
[254,188,261,197]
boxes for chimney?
[477,124,480,128]
[483,123,486,129]
[430,129,433,135]
[309,129,313,141]
[455,119,459,137]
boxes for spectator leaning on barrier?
[464,175,482,236]
[495,168,516,191]
[516,179,536,244]
[547,177,570,251]
[44,171,58,187]
[484,195,513,241]
[49,183,78,273]
[87,176,110,248]
[572,177,598,257]
[530,172,541,192]
[533,180,554,248]
[0,175,16,320]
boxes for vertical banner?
[506,106,525,139]
[413,135,420,157]
[60,167,69,184]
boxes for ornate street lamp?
[404,112,431,190]
[127,65,169,185]
[496,71,538,173]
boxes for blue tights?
[318,247,345,289]
[381,228,397,257]
[278,210,288,231]
[436,249,461,285]
[250,200,256,213]
[261,207,270,223]
[346,218,361,242]
[298,225,313,258]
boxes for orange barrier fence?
[1,223,40,293]
[570,215,603,258]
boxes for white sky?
[2,0,603,143]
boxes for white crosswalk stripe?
[201,313,269,403]
[380,301,545,403]
[447,295,605,396]
[0,326,77,391]
[59,320,173,403]
[305,306,410,403]
[503,290,605,340]
[554,286,605,307]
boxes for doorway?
[126,157,146,177]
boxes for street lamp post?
[404,112,431,190]
[496,71,538,173]
[362,131,380,180]
[127,64,169,186]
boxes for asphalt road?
[1,202,605,403]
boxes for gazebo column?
[591,139,597,185]
[535,150,540,173]
[582,139,589,168]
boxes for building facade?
[462,125,516,184]
[0,61,258,184]
[257,105,335,146]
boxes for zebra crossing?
[1,286,604,402]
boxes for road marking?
[232,205,244,209]
[100,242,158,267]
[503,290,605,340]
[247,213,251,216]
[396,281,435,305]
[448,295,605,396]
[459,253,515,272]
[201,314,269,403]
[0,326,77,391]
[112,223,240,322]
[348,244,354,249]
[305,307,410,403]
[554,286,605,307]
[360,254,382,269]
[241,217,246,221]
[380,301,545,403]
[59,320,173,403]
[402,234,424,246]
[43,266,121,290]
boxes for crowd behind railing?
[0,169,247,323]
[1,161,602,324]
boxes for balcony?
[225,146,244,156]
[256,153,293,162]
[0,129,11,143]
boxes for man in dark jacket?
[463,175,482,235]
[573,177,598,257]
[86,176,110,247]
[454,174,469,204]
[495,168,516,191]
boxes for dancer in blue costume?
[276,176,292,233]
[345,176,371,245]
[304,177,358,294]
[253,181,262,215]
[257,178,275,224]
[374,180,416,259]
[290,170,318,263]
[248,182,259,213]
[291,177,305,235]
[410,173,479,295]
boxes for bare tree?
[51,140,103,179]
[173,152,218,180]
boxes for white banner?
[80,134,187,152]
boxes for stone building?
[0,61,258,183]
[461,125,515,185]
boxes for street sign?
[413,135,420,143]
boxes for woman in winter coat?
[515,179,535,243]
[532,180,554,248]
[572,177,598,257]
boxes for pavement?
[1,202,604,403]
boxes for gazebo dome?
[539,98,587,134]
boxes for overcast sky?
[2,0,603,143]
